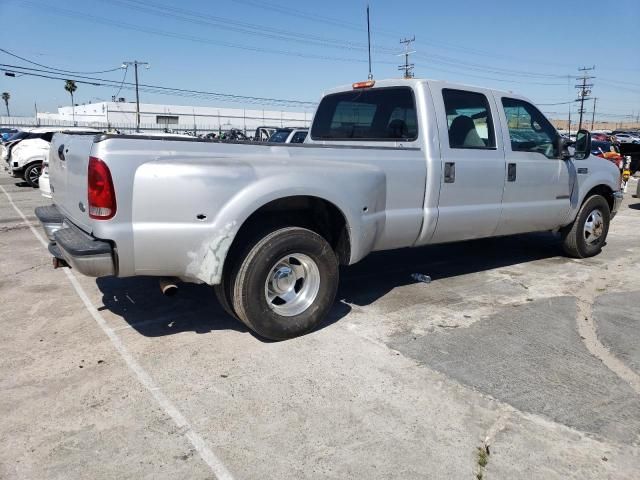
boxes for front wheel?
[24,162,42,187]
[229,227,338,341]
[561,195,611,258]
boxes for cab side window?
[501,98,559,159]
[443,89,496,149]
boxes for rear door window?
[311,87,418,141]
[442,89,496,149]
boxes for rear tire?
[561,195,610,258]
[214,278,238,320]
[229,227,338,341]
[24,162,42,187]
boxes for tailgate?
[49,133,98,233]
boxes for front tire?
[24,162,42,187]
[229,227,338,341]
[561,195,610,258]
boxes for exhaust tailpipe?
[159,277,179,296]
[52,257,69,269]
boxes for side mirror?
[574,129,591,160]
[558,135,572,160]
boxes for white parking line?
[0,185,235,480]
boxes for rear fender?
[189,170,386,284]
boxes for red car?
[591,133,611,142]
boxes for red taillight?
[88,156,116,220]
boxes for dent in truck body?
[186,221,237,284]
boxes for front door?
[431,86,506,243]
[494,96,573,235]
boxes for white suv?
[9,127,100,187]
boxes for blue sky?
[1,0,638,122]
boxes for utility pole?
[123,60,150,132]
[575,66,595,131]
[590,97,597,130]
[398,36,416,79]
[567,108,571,137]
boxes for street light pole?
[123,60,149,132]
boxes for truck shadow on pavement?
[338,231,564,307]
[95,275,351,341]
[96,231,563,340]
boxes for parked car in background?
[9,127,101,186]
[612,132,640,144]
[0,127,19,141]
[38,159,52,198]
[591,132,610,142]
[268,128,308,143]
[38,78,622,341]
[1,130,30,165]
[253,126,277,142]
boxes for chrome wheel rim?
[583,209,604,245]
[264,253,320,317]
[28,166,41,185]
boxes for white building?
[36,101,313,133]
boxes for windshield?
[269,130,292,143]
[6,131,28,142]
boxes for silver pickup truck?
[37,78,623,340]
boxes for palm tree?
[1,92,10,117]
[64,80,77,125]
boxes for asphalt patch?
[389,296,640,444]
[594,291,640,375]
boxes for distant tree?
[64,80,77,124]
[1,92,10,117]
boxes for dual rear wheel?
[215,227,338,341]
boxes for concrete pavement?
[1,173,639,479]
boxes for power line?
[21,0,581,84]
[113,64,128,99]
[106,0,379,53]
[17,1,395,66]
[0,64,318,107]
[0,47,124,74]
[114,0,579,81]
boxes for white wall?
[43,102,313,132]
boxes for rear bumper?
[35,205,115,277]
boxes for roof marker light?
[352,80,375,89]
